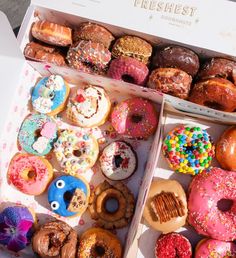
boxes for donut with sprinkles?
[162,125,215,175]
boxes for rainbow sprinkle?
[162,125,215,175]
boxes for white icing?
[100,141,136,180]
[32,97,53,114]
[46,75,64,91]
[32,136,50,154]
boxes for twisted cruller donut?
[88,181,135,229]
[32,220,77,258]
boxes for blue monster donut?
[18,114,58,156]
[31,75,70,116]
[48,175,90,217]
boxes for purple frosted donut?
[0,206,34,252]
[108,56,149,86]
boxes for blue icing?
[31,75,67,114]
[18,114,58,156]
[48,175,89,217]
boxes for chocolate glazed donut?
[32,221,78,258]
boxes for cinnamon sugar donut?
[24,42,66,66]
[31,20,72,46]
[73,22,115,48]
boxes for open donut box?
[1,0,236,257]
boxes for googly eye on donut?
[18,114,58,156]
[31,74,70,116]
[162,125,215,175]
[66,85,111,128]
[48,175,90,217]
[143,179,188,233]
[54,129,99,175]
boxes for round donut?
[155,233,192,258]
[7,153,53,195]
[111,97,158,139]
[31,75,70,116]
[216,126,236,171]
[48,175,90,217]
[143,179,187,233]
[18,114,58,156]
[197,57,236,84]
[73,22,115,49]
[189,77,236,112]
[54,129,99,175]
[162,125,215,175]
[152,45,200,77]
[88,180,135,229]
[24,41,66,66]
[188,167,236,241]
[111,35,152,64]
[32,220,78,258]
[67,40,111,74]
[0,206,35,252]
[195,238,236,258]
[99,141,137,181]
[31,20,72,46]
[66,85,111,127]
[147,68,192,99]
[78,228,122,258]
[107,56,149,86]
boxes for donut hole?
[64,190,73,203]
[131,114,143,123]
[217,199,233,212]
[203,101,224,111]
[93,244,106,256]
[27,170,36,179]
[114,155,123,168]
[73,149,82,157]
[104,197,119,214]
[121,74,135,84]
[34,129,41,138]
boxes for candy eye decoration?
[51,201,60,210]
[49,91,55,100]
[56,180,65,189]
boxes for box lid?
[31,0,236,57]
[0,12,26,135]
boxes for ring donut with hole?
[48,175,90,217]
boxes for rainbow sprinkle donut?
[162,125,215,175]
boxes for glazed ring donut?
[197,57,236,83]
[189,77,236,112]
[73,22,115,48]
[18,114,58,156]
[31,75,70,116]
[111,97,158,139]
[188,167,236,241]
[32,220,78,258]
[48,175,90,217]
[143,179,187,233]
[88,180,135,229]
[162,125,215,175]
[31,20,72,46]
[7,153,53,195]
[147,68,192,99]
[111,35,152,64]
[54,129,99,175]
[195,239,236,258]
[155,233,192,258]
[107,56,149,86]
[78,228,122,258]
[24,41,66,66]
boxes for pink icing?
[41,122,57,139]
[8,154,52,195]
[111,97,158,138]
[195,239,236,257]
[188,167,236,241]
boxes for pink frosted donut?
[107,56,149,86]
[7,153,53,195]
[111,97,158,139]
[188,167,236,241]
[195,239,236,258]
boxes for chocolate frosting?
[32,221,78,258]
